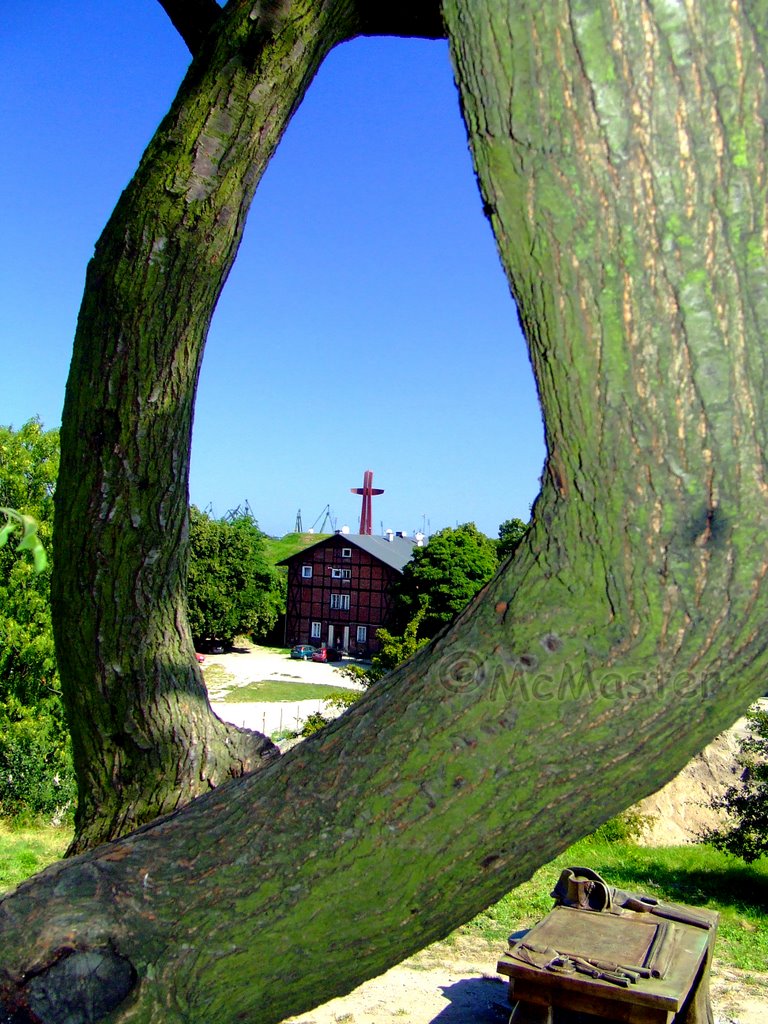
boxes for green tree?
[0,420,74,820]
[186,506,283,648]
[497,517,528,561]
[0,419,58,705]
[370,600,430,676]
[701,704,768,863]
[4,1,768,1020]
[393,523,499,638]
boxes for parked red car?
[311,646,343,663]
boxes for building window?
[330,593,350,611]
[331,568,352,579]
[311,621,321,639]
[356,625,368,643]
[341,547,352,558]
[301,565,313,579]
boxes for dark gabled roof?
[278,533,416,573]
[346,534,416,572]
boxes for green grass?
[200,663,236,690]
[220,680,356,702]
[263,532,330,565]
[462,837,768,972]
[0,821,71,894]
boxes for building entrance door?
[326,624,349,651]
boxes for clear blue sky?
[1,2,545,539]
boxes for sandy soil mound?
[634,712,755,846]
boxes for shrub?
[701,703,768,862]
[590,808,654,843]
[300,712,330,737]
[0,698,75,823]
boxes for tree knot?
[14,948,136,1024]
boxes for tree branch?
[156,0,223,54]
[354,1,445,40]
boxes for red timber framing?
[279,533,416,658]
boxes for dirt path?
[279,936,767,1024]
[282,939,510,1024]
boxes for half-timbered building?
[280,532,416,658]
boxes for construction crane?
[310,504,336,533]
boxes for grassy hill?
[263,532,330,566]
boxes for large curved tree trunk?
[53,0,445,858]
[4,0,767,1021]
[50,0,361,854]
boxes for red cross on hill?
[350,470,384,535]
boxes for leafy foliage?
[0,421,58,710]
[0,510,47,574]
[0,420,58,513]
[0,420,74,821]
[0,698,76,821]
[186,506,284,647]
[392,523,499,639]
[299,711,332,737]
[589,808,654,843]
[356,601,430,685]
[701,704,768,863]
[497,517,529,561]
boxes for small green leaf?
[0,508,47,572]
[16,530,39,552]
[0,521,16,548]
[32,543,48,573]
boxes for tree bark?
[156,0,223,55]
[8,0,767,1020]
[51,0,363,855]
[54,0,448,859]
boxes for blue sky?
[1,2,545,539]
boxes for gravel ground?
[203,643,363,735]
[279,939,767,1024]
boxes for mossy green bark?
[52,0,364,855]
[7,0,767,1021]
